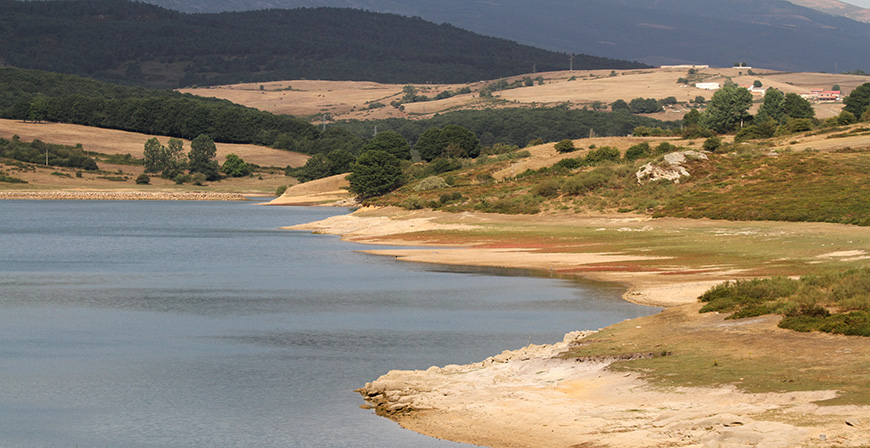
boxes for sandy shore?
[356,320,868,448]
[290,207,870,448]
[0,191,248,201]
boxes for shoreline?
[0,190,249,201]
[284,207,731,308]
[291,207,870,448]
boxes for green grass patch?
[700,267,870,336]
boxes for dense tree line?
[334,107,678,148]
[0,0,647,88]
[0,68,319,151]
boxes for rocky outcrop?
[636,150,708,184]
[0,191,247,201]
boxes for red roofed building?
[808,90,842,101]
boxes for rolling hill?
[0,0,644,88]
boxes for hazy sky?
[843,0,870,7]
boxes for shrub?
[174,173,191,184]
[584,146,620,164]
[426,158,463,175]
[414,176,450,191]
[554,139,576,153]
[563,167,613,195]
[552,157,583,170]
[400,196,425,210]
[682,124,714,139]
[655,142,677,154]
[191,173,207,186]
[275,185,287,196]
[530,179,561,198]
[837,111,857,126]
[439,192,463,204]
[624,142,651,161]
[702,136,723,152]
[135,174,150,185]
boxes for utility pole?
[321,114,327,132]
[373,125,378,137]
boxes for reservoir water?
[0,200,658,448]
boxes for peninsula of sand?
[288,207,870,448]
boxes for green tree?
[610,99,630,113]
[440,125,480,159]
[295,153,332,182]
[703,85,753,134]
[416,125,480,161]
[27,96,49,123]
[832,84,841,91]
[755,88,785,124]
[326,148,356,174]
[416,127,444,161]
[843,83,870,118]
[161,137,186,178]
[782,93,815,120]
[143,137,164,173]
[753,80,763,88]
[188,134,220,180]
[683,109,703,127]
[347,150,403,198]
[221,153,252,177]
[363,131,411,160]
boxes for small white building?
[695,82,720,90]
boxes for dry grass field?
[181,67,870,122]
[0,119,307,194]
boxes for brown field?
[181,67,870,123]
[0,119,309,167]
[0,119,307,194]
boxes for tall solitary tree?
[188,134,220,181]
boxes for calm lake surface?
[0,200,658,448]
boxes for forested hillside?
[138,0,870,73]
[0,0,645,88]
[0,68,319,150]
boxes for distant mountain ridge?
[137,0,870,72]
[0,0,645,88]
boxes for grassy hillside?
[363,122,870,227]
[0,0,645,88]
